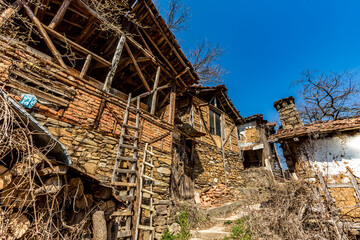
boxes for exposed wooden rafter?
[150,66,161,114]
[125,42,151,91]
[22,1,67,68]
[49,0,72,29]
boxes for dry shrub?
[0,92,93,239]
[243,179,348,240]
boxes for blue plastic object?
[19,94,37,109]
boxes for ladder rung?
[123,124,139,130]
[117,156,137,162]
[128,107,140,113]
[141,188,155,195]
[143,175,156,181]
[138,225,155,231]
[122,134,139,139]
[116,169,137,174]
[116,195,135,201]
[111,211,132,217]
[120,144,138,150]
[111,182,137,187]
[145,150,155,156]
[141,204,155,212]
[143,161,155,168]
[117,230,132,238]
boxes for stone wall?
[0,43,176,237]
[193,141,244,188]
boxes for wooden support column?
[220,114,228,186]
[124,42,151,91]
[0,0,22,27]
[79,54,91,78]
[48,0,72,29]
[102,34,126,92]
[150,66,161,115]
[22,1,67,68]
[168,80,176,124]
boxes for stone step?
[190,226,230,240]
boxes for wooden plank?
[318,173,332,201]
[11,69,73,98]
[42,23,111,67]
[138,225,154,231]
[48,0,72,29]
[111,182,137,187]
[148,132,170,145]
[117,230,132,238]
[150,66,161,114]
[7,77,69,106]
[111,211,132,217]
[168,80,176,124]
[327,183,353,188]
[124,42,151,91]
[22,1,67,68]
[79,54,91,78]
[102,34,126,92]
[223,124,236,146]
[348,169,360,203]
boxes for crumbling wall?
[283,132,360,220]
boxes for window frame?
[209,107,222,137]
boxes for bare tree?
[162,0,227,85]
[165,0,190,33]
[293,69,360,123]
[189,39,226,85]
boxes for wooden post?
[48,0,72,29]
[150,66,161,114]
[168,80,176,124]
[79,54,91,78]
[124,42,151,91]
[102,34,126,92]
[0,0,22,27]
[220,114,228,186]
[22,1,67,68]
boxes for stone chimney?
[274,96,303,129]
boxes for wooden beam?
[148,132,170,145]
[139,27,187,87]
[42,23,111,67]
[76,16,96,45]
[124,42,151,91]
[143,2,196,81]
[48,0,72,29]
[168,79,176,124]
[93,99,106,129]
[223,124,236,146]
[22,1,67,68]
[0,0,22,27]
[103,34,126,92]
[79,54,91,78]
[135,25,153,54]
[150,66,161,114]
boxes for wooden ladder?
[111,93,141,239]
[134,143,156,240]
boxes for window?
[209,109,221,136]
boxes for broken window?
[209,109,221,136]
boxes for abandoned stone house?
[0,0,253,239]
[174,85,245,194]
[237,114,283,177]
[273,96,360,221]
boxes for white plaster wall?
[299,133,360,182]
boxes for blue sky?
[156,0,360,122]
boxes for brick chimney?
[274,96,303,129]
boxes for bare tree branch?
[189,39,227,85]
[165,0,190,33]
[293,69,360,123]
